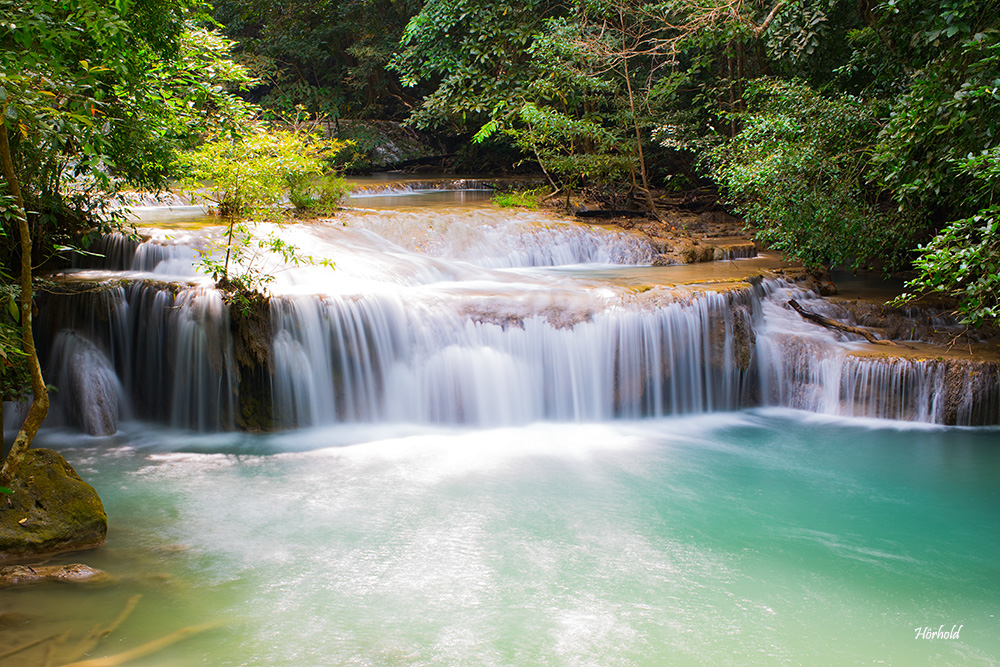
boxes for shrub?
[492,188,544,209]
[176,126,345,219]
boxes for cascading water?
[8,197,1000,667]
[46,330,126,436]
[753,281,1000,424]
[35,282,235,432]
[269,289,753,428]
[20,204,1000,433]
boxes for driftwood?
[788,299,912,348]
[58,622,217,667]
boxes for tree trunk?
[620,47,661,221]
[0,119,49,486]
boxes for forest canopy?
[1,0,998,324]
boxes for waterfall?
[72,231,200,276]
[26,209,1000,434]
[269,289,755,428]
[753,282,1000,425]
[47,331,126,436]
[36,283,235,432]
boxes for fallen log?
[788,299,912,348]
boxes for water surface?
[6,413,998,666]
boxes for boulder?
[0,448,107,563]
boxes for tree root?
[788,299,913,348]
[54,595,142,665]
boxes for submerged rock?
[0,562,111,586]
[0,448,107,563]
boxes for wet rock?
[709,241,758,260]
[0,449,108,563]
[227,289,274,431]
[0,563,111,586]
[732,304,756,372]
[651,254,676,266]
[679,242,716,264]
[941,359,1000,425]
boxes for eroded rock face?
[0,449,108,563]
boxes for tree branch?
[788,299,912,348]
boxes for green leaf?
[0,486,12,495]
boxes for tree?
[176,124,347,292]
[704,78,919,270]
[0,0,248,476]
[214,0,423,119]
[0,114,47,484]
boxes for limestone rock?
[0,448,107,563]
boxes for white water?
[24,203,1000,434]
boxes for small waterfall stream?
[18,204,1000,434]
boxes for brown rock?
[0,563,111,586]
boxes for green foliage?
[180,123,343,293]
[894,143,1000,324]
[477,101,630,186]
[288,175,354,216]
[705,78,917,270]
[492,188,545,209]
[176,127,344,219]
[0,278,28,403]
[0,0,254,275]
[895,207,1000,325]
[764,0,861,86]
[214,0,423,119]
[874,29,1000,219]
[391,0,559,129]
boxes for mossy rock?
[0,449,107,563]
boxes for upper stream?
[2,190,999,666]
